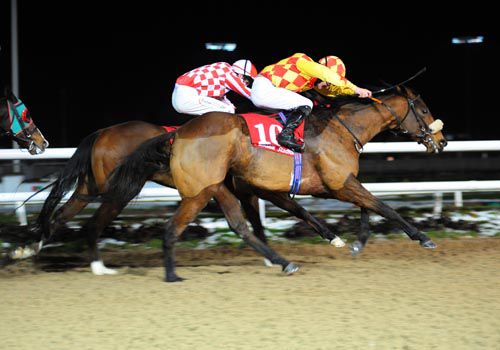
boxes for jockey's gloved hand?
[355,87,372,98]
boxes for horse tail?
[105,132,175,206]
[34,131,100,241]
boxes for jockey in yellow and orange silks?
[251,53,372,152]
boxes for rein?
[327,92,433,153]
[332,114,364,153]
[371,94,435,143]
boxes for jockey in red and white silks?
[172,60,257,115]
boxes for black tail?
[105,132,175,205]
[34,131,100,240]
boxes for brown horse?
[11,120,341,274]
[0,88,49,154]
[106,85,447,282]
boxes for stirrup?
[278,139,304,153]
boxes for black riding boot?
[277,106,311,153]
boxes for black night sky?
[1,2,498,148]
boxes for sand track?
[1,238,499,349]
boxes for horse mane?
[306,85,413,116]
[238,85,411,120]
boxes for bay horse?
[0,88,49,154]
[106,85,447,282]
[10,120,342,274]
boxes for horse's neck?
[339,95,406,146]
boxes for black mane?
[238,85,410,119]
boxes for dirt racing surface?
[1,238,499,350]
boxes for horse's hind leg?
[237,194,268,244]
[162,189,216,282]
[225,177,268,244]
[334,175,436,249]
[214,185,298,274]
[82,201,128,275]
[163,184,298,282]
[235,192,305,268]
[51,195,89,235]
[350,208,370,256]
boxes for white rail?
[2,180,499,205]
[1,141,499,224]
[1,141,500,160]
[3,180,500,225]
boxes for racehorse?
[10,120,342,274]
[0,88,49,154]
[106,85,447,282]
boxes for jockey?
[251,53,372,152]
[172,60,258,115]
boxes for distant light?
[451,36,484,45]
[205,42,237,52]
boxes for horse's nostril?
[440,140,448,147]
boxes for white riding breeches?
[250,76,313,111]
[171,84,235,115]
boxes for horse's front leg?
[255,190,345,248]
[333,175,436,249]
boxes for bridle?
[3,99,39,150]
[313,68,442,153]
[366,67,441,152]
[373,92,436,146]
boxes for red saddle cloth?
[162,125,179,144]
[162,126,179,133]
[240,113,304,156]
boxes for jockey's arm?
[297,59,357,95]
[226,73,252,99]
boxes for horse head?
[381,86,447,153]
[0,88,49,154]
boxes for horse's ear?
[4,86,17,102]
[399,85,411,96]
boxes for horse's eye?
[421,109,428,114]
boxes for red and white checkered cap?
[232,59,258,78]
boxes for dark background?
[1,2,498,148]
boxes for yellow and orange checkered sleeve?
[297,59,357,94]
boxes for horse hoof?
[349,241,364,256]
[283,263,299,275]
[263,258,274,267]
[330,237,346,248]
[91,261,118,275]
[166,275,185,282]
[9,246,37,260]
[420,239,437,249]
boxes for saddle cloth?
[240,113,304,156]
[162,126,178,144]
